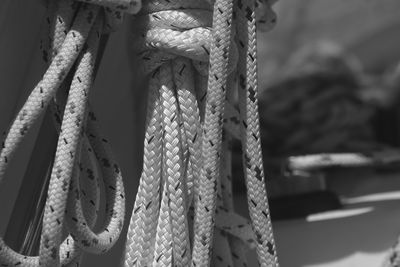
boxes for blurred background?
[258,0,400,87]
[1,0,400,266]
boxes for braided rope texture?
[124,0,279,266]
[0,1,131,266]
[235,0,278,265]
[1,0,280,266]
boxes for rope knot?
[131,0,238,75]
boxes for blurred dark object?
[267,172,327,198]
[364,63,400,147]
[259,42,376,158]
[269,190,342,220]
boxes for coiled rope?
[124,0,279,266]
[0,0,139,266]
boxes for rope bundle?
[0,0,137,266]
[1,0,280,266]
[124,0,279,266]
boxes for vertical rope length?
[191,0,234,265]
[235,0,278,265]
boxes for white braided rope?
[191,1,234,265]
[38,14,102,265]
[0,7,96,266]
[123,0,280,266]
[0,2,126,266]
[124,2,213,265]
[47,5,102,264]
[124,68,163,266]
[172,57,202,208]
[235,0,278,265]
[0,3,100,266]
[161,62,191,266]
[45,2,109,264]
[45,3,126,257]
[152,178,174,267]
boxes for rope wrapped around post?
[0,0,138,266]
[124,0,279,266]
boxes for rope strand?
[125,0,280,266]
[235,0,279,265]
[0,1,127,266]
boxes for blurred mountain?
[258,0,400,88]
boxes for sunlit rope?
[235,0,278,265]
[0,0,137,266]
[124,0,279,266]
[1,0,279,266]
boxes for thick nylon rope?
[41,2,126,262]
[0,3,100,267]
[0,1,128,266]
[124,0,279,266]
[0,6,100,266]
[124,68,163,266]
[150,62,191,267]
[45,1,113,265]
[46,2,100,265]
[0,0,281,266]
[124,1,214,265]
[235,0,278,265]
[191,0,234,264]
[38,11,103,266]
[47,5,101,266]
[172,57,202,207]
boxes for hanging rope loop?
[0,1,126,266]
